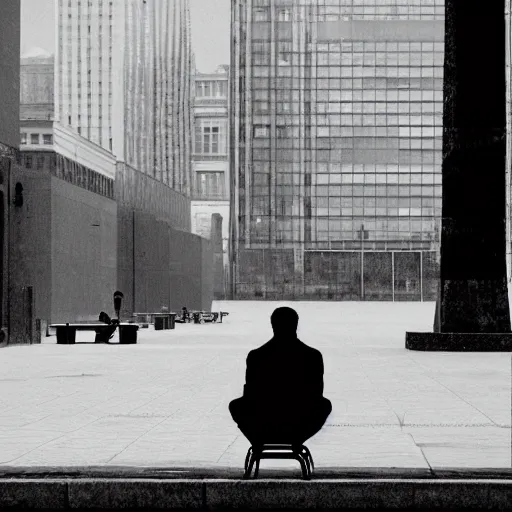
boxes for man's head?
[270,307,299,337]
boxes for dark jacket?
[243,336,325,413]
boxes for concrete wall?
[119,208,214,316]
[8,164,117,341]
[0,0,20,148]
[51,177,117,322]
[8,157,213,341]
[9,167,52,343]
[191,200,229,266]
[133,211,171,313]
[211,213,225,299]
[116,163,190,230]
[200,235,215,309]
[116,163,213,317]
[117,205,135,317]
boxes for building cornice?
[194,111,228,118]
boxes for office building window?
[253,7,269,22]
[253,125,270,138]
[196,171,226,199]
[43,134,53,145]
[30,133,39,145]
[278,8,291,22]
[195,119,227,154]
[196,80,227,98]
[20,132,27,145]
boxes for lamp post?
[360,223,364,300]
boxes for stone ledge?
[0,480,67,510]
[406,332,512,351]
[68,479,203,510]
[1,478,512,510]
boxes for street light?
[359,223,369,300]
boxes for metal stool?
[243,444,314,480]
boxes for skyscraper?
[55,0,193,193]
[230,0,444,301]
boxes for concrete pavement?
[0,301,510,475]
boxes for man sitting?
[95,311,118,343]
[229,307,332,447]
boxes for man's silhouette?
[229,307,332,446]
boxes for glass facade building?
[230,0,444,300]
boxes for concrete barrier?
[0,478,511,510]
[0,480,67,509]
[68,480,203,509]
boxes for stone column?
[437,0,511,333]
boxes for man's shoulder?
[249,339,322,360]
[247,340,273,359]
[260,338,322,358]
[297,339,322,358]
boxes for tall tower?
[55,0,115,150]
[55,0,193,193]
[230,0,444,301]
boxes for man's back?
[229,306,332,446]
[244,337,324,410]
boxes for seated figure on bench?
[229,307,332,447]
[95,312,119,343]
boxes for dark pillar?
[437,0,510,333]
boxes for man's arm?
[243,351,255,399]
[312,351,324,398]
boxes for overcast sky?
[20,0,230,72]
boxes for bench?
[132,312,177,330]
[50,323,139,345]
[185,311,229,324]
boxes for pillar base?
[406,332,512,351]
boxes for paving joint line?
[405,354,502,427]
[215,434,241,464]
[103,408,185,465]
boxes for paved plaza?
[0,301,510,475]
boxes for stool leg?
[244,447,253,472]
[303,452,311,477]
[254,457,260,478]
[244,449,258,479]
[296,447,311,478]
[302,445,314,471]
[244,453,254,479]
[296,453,310,480]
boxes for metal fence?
[234,249,439,301]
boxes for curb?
[1,465,512,480]
[0,478,511,510]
